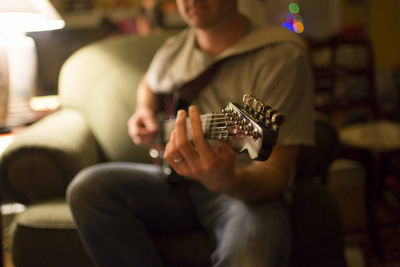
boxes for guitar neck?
[162,113,228,143]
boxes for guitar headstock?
[158,94,285,162]
[219,94,285,161]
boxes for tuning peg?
[271,113,285,126]
[265,109,276,121]
[248,98,255,110]
[262,106,271,118]
[242,94,252,105]
[242,94,255,107]
[243,95,251,111]
[252,100,264,114]
[264,110,275,128]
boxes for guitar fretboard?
[162,113,229,143]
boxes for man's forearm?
[223,146,299,202]
[226,163,292,202]
[136,76,159,111]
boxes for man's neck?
[195,15,247,56]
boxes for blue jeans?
[67,162,291,267]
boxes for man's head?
[176,0,240,29]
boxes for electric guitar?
[150,94,285,163]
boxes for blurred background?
[2,1,400,267]
[30,0,400,125]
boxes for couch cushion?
[58,33,175,163]
[0,109,100,203]
[16,199,75,229]
[13,198,213,267]
[12,199,93,267]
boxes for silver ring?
[173,157,185,164]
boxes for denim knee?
[212,199,292,267]
[67,165,105,216]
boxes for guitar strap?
[158,61,221,118]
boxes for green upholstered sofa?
[0,32,347,267]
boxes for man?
[67,0,314,266]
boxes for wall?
[340,0,366,28]
[368,0,400,68]
[340,0,400,68]
[239,0,342,40]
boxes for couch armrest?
[0,109,101,204]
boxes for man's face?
[176,0,238,29]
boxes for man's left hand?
[164,106,236,192]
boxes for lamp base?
[0,33,38,128]
[0,37,9,127]
[7,96,38,126]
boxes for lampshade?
[0,0,65,128]
[0,0,65,32]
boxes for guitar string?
[163,114,232,141]
[164,123,230,136]
[163,115,231,132]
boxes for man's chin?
[185,17,216,30]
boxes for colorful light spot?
[293,20,304,33]
[282,3,304,34]
[289,3,300,14]
[282,22,294,32]
[295,14,304,23]
[285,13,295,23]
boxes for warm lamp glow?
[0,0,65,32]
[0,0,65,128]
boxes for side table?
[0,95,58,267]
[0,131,16,267]
[339,120,400,259]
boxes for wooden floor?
[2,159,400,267]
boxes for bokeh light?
[282,2,304,35]
[289,3,300,14]
[293,20,304,33]
[295,14,304,23]
[281,22,294,32]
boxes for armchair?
[0,32,347,267]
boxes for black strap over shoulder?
[157,62,221,117]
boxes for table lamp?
[0,0,65,131]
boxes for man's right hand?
[127,108,158,147]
